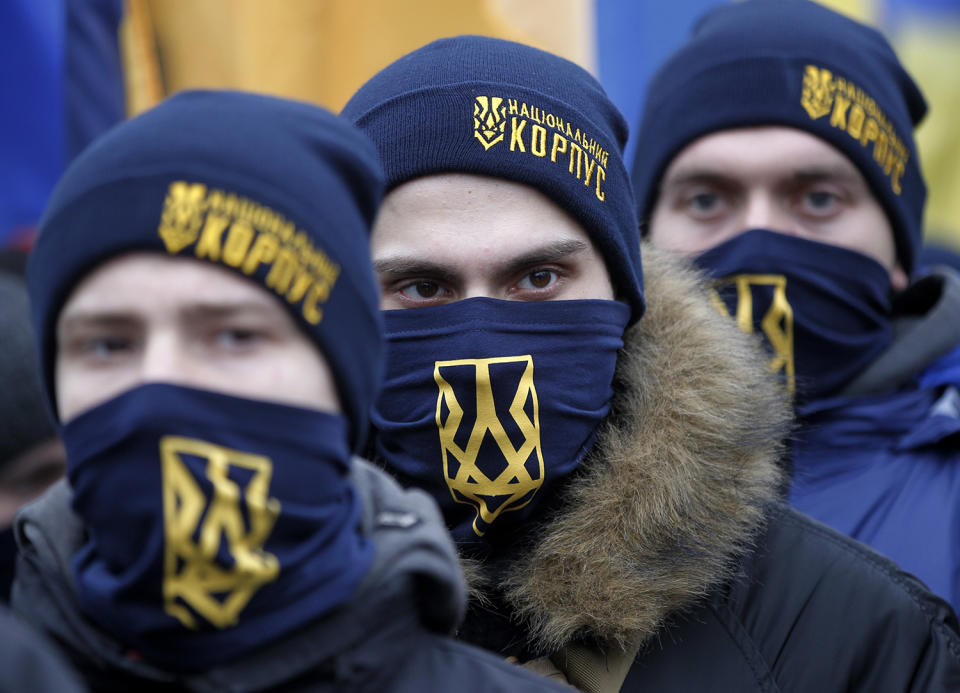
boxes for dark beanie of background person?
[28,90,385,450]
[0,273,56,469]
[341,35,646,323]
[630,0,927,275]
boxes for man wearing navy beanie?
[637,0,960,621]
[345,34,960,690]
[11,89,569,692]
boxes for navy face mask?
[372,298,629,553]
[695,229,894,403]
[62,383,372,672]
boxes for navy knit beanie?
[342,35,645,323]
[631,0,927,275]
[28,90,385,450]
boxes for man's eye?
[692,193,716,209]
[517,269,557,290]
[84,336,134,358]
[802,189,841,214]
[398,281,445,300]
[685,191,723,219]
[214,328,263,349]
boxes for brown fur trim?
[495,244,790,652]
[459,555,492,608]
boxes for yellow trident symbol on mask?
[434,355,544,536]
[710,274,796,396]
[160,436,281,629]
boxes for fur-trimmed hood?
[480,243,791,654]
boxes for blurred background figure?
[635,0,960,615]
[0,259,66,602]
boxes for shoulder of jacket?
[767,506,960,627]
[14,479,83,579]
[724,504,960,668]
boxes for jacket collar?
[842,267,960,397]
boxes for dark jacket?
[790,266,960,613]
[12,461,568,693]
[0,604,87,692]
[627,505,960,691]
[457,246,960,692]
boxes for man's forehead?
[662,126,864,186]
[59,253,279,319]
[379,173,551,213]
[374,180,594,264]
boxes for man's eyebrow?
[57,312,142,334]
[659,169,736,191]
[374,239,590,285]
[662,165,863,189]
[373,258,461,286]
[180,301,278,321]
[494,239,590,283]
[789,166,862,185]
[59,302,280,334]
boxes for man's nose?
[741,193,795,235]
[139,331,190,385]
[461,279,497,301]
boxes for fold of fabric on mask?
[372,297,630,554]
[62,383,372,672]
[694,229,894,403]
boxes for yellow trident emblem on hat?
[473,96,507,151]
[434,355,544,536]
[158,181,207,253]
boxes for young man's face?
[648,126,908,290]
[371,173,615,309]
[55,253,340,422]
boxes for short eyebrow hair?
[492,239,590,284]
[659,169,737,192]
[57,311,143,336]
[790,167,863,185]
[661,164,863,191]
[373,258,462,286]
[179,301,279,323]
[374,239,591,286]
[57,300,280,336]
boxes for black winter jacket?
[628,504,960,691]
